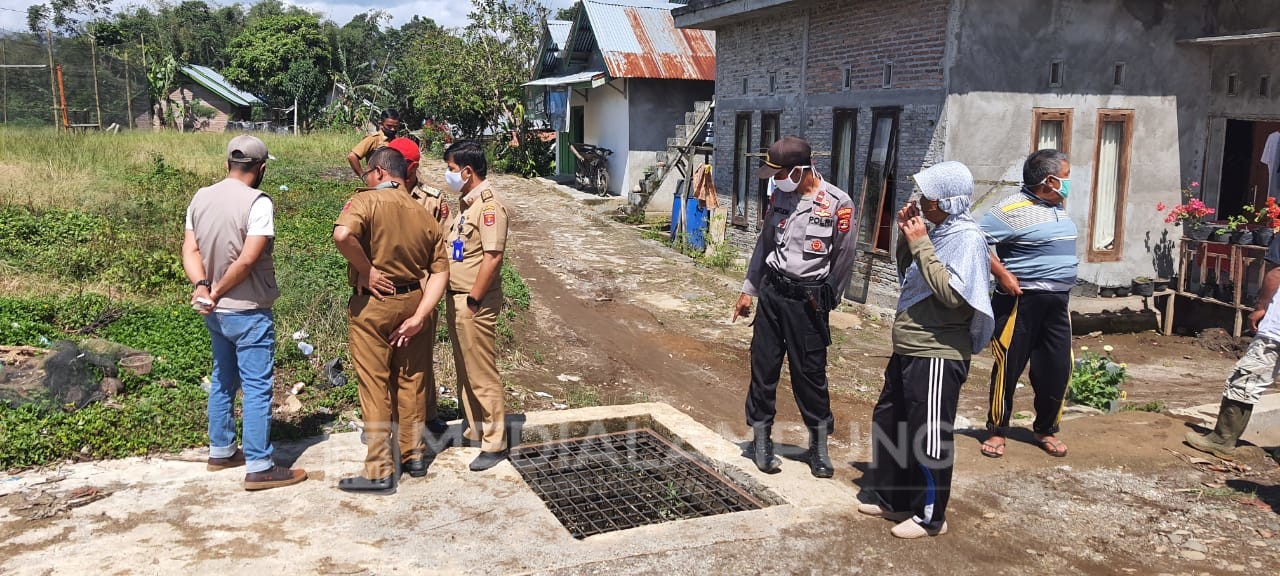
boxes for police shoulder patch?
[440,202,450,221]
[483,208,496,227]
[836,207,853,233]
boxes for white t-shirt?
[1263,132,1280,199]
[185,195,274,236]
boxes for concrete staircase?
[631,99,714,214]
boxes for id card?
[452,238,465,262]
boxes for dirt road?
[2,167,1278,575]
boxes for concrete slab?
[0,403,860,575]
[1171,393,1280,448]
[534,177,628,209]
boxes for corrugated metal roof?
[547,19,573,50]
[581,0,716,81]
[523,70,609,87]
[180,65,264,107]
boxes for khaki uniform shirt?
[351,132,390,161]
[411,184,451,227]
[447,181,509,294]
[334,183,450,288]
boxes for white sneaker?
[891,518,948,539]
[857,502,913,522]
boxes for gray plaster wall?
[946,0,1213,287]
[627,79,715,151]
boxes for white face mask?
[773,166,809,193]
[445,168,468,192]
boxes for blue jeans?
[205,309,276,473]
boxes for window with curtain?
[1090,110,1133,260]
[732,113,752,227]
[859,109,899,251]
[757,112,780,225]
[832,109,857,193]
[1032,109,1072,154]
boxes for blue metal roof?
[180,65,264,108]
[548,19,573,50]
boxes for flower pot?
[1184,223,1213,241]
[1115,285,1131,297]
[119,353,153,376]
[1231,230,1254,245]
[1213,283,1234,302]
[1099,286,1117,298]
[1153,279,1170,292]
[1209,227,1230,243]
[1133,280,1155,297]
[1254,228,1275,247]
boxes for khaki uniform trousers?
[348,291,429,479]
[423,307,441,422]
[446,290,506,452]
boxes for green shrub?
[1068,346,1127,411]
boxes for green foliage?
[223,14,332,113]
[1068,350,1127,411]
[703,241,739,272]
[498,263,530,349]
[1122,400,1165,413]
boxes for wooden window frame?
[831,108,858,193]
[1030,108,1073,155]
[757,111,781,226]
[1086,109,1135,263]
[732,112,753,228]
[859,107,901,254]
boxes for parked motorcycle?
[570,143,612,196]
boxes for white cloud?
[1,0,576,33]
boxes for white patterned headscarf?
[896,161,995,354]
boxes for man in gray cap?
[182,134,306,491]
[731,136,859,478]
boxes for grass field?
[0,127,527,470]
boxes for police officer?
[385,137,452,436]
[441,140,511,472]
[333,146,450,494]
[731,136,859,478]
[346,109,401,179]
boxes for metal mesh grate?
[509,429,765,539]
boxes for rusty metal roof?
[581,0,716,81]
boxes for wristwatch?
[194,279,212,290]
[466,295,480,308]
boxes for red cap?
[386,138,420,164]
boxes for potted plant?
[1243,197,1280,246]
[1099,285,1117,298]
[1167,274,1180,292]
[1132,277,1155,297]
[1153,277,1170,292]
[1226,215,1253,245]
[1157,183,1215,240]
[1115,284,1132,297]
[1210,226,1231,242]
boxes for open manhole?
[509,429,767,539]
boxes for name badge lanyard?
[452,215,466,262]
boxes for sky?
[0,0,576,35]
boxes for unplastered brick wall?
[805,0,949,95]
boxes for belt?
[353,283,421,296]
[764,267,824,299]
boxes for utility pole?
[293,96,298,136]
[2,40,7,125]
[89,29,103,129]
[56,64,69,131]
[46,27,58,130]
[123,50,133,129]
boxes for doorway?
[568,106,585,176]
[1218,118,1280,219]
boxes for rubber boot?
[807,426,834,478]
[751,425,781,473]
[1184,398,1253,460]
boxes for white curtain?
[1038,120,1063,151]
[836,118,854,191]
[1093,121,1124,251]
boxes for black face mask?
[382,128,397,139]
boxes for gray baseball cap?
[226,134,271,163]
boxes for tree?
[554,4,580,22]
[222,14,332,114]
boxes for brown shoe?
[243,465,307,491]
[207,449,246,472]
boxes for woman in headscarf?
[857,161,994,539]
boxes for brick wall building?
[678,0,1280,309]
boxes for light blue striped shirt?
[979,191,1079,291]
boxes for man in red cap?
[386,137,452,437]
[731,136,860,478]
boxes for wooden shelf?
[1163,238,1267,337]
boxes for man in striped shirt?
[978,149,1078,459]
